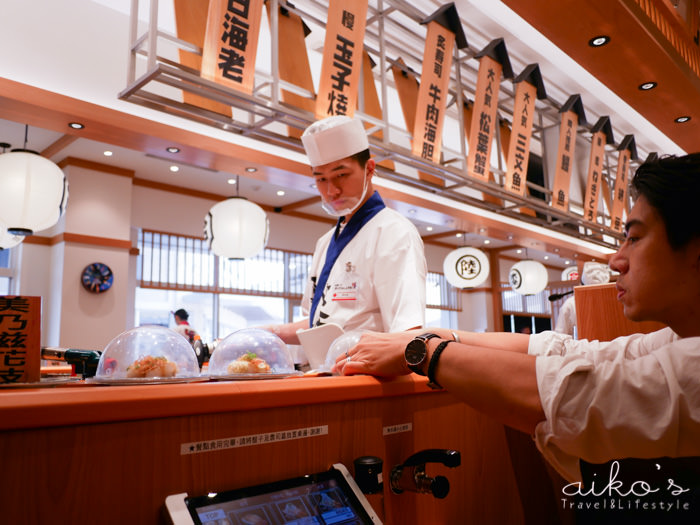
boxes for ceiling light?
[408,209,416,214]
[455,232,463,238]
[166,146,180,153]
[564,260,571,265]
[554,248,560,253]
[310,183,317,190]
[516,249,523,254]
[483,239,491,245]
[227,178,237,185]
[543,255,549,260]
[169,165,179,172]
[638,81,657,91]
[276,190,285,196]
[478,227,486,233]
[103,151,113,157]
[245,167,258,172]
[426,226,433,232]
[68,122,84,129]
[506,234,513,241]
[675,116,691,123]
[588,35,610,47]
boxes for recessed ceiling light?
[478,227,486,233]
[638,81,657,91]
[516,249,523,254]
[426,226,433,232]
[310,183,317,190]
[276,190,285,196]
[408,209,416,214]
[544,255,549,260]
[675,116,691,123]
[506,234,514,241]
[455,232,463,238]
[68,122,84,129]
[245,167,258,172]
[483,239,491,245]
[166,146,180,153]
[574,253,579,258]
[564,260,571,265]
[554,248,560,253]
[227,178,237,185]
[103,151,113,157]
[169,165,179,172]
[588,35,610,47]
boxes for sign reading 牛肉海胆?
[202,0,265,95]
[0,296,41,384]
[315,0,368,119]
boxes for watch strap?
[417,333,440,343]
[427,340,452,389]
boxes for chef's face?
[609,195,700,331]
[312,157,375,217]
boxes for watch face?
[405,339,427,367]
[81,262,114,293]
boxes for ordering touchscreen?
[166,464,381,525]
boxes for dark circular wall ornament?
[81,262,113,293]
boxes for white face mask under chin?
[320,172,370,218]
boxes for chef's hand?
[333,330,417,377]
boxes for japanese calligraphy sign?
[504,81,536,196]
[410,20,455,165]
[551,95,586,212]
[202,0,264,95]
[466,38,512,183]
[610,135,636,232]
[315,0,368,119]
[0,296,40,384]
[582,117,614,225]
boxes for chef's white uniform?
[301,207,426,333]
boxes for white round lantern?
[561,265,579,282]
[509,260,549,295]
[0,151,68,235]
[204,197,269,259]
[443,247,490,288]
[0,226,23,250]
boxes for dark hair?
[174,308,189,320]
[631,152,700,250]
[348,148,371,168]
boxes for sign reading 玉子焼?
[411,4,466,165]
[583,116,614,225]
[0,296,41,384]
[610,135,637,232]
[202,0,264,94]
[315,0,368,119]
[466,38,513,183]
[551,95,586,212]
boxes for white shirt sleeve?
[528,328,700,482]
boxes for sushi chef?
[264,115,427,343]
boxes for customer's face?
[609,195,700,331]
[312,157,374,215]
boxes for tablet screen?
[185,466,376,525]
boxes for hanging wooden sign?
[411,4,467,165]
[503,64,546,196]
[202,0,265,95]
[466,38,513,183]
[315,0,368,119]
[551,95,586,212]
[610,135,637,232]
[0,296,41,384]
[582,116,614,225]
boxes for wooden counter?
[0,375,525,524]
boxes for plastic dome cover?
[95,325,200,379]
[207,328,294,376]
[321,331,365,374]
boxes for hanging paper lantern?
[0,226,23,250]
[0,151,69,235]
[509,260,549,295]
[561,265,579,281]
[204,197,269,259]
[443,247,490,288]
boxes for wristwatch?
[405,333,440,376]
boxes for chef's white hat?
[581,261,610,285]
[301,115,369,167]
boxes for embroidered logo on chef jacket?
[331,262,359,301]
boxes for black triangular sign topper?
[514,63,547,100]
[560,94,587,126]
[475,37,514,79]
[420,3,468,50]
[618,134,638,161]
[591,116,615,145]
